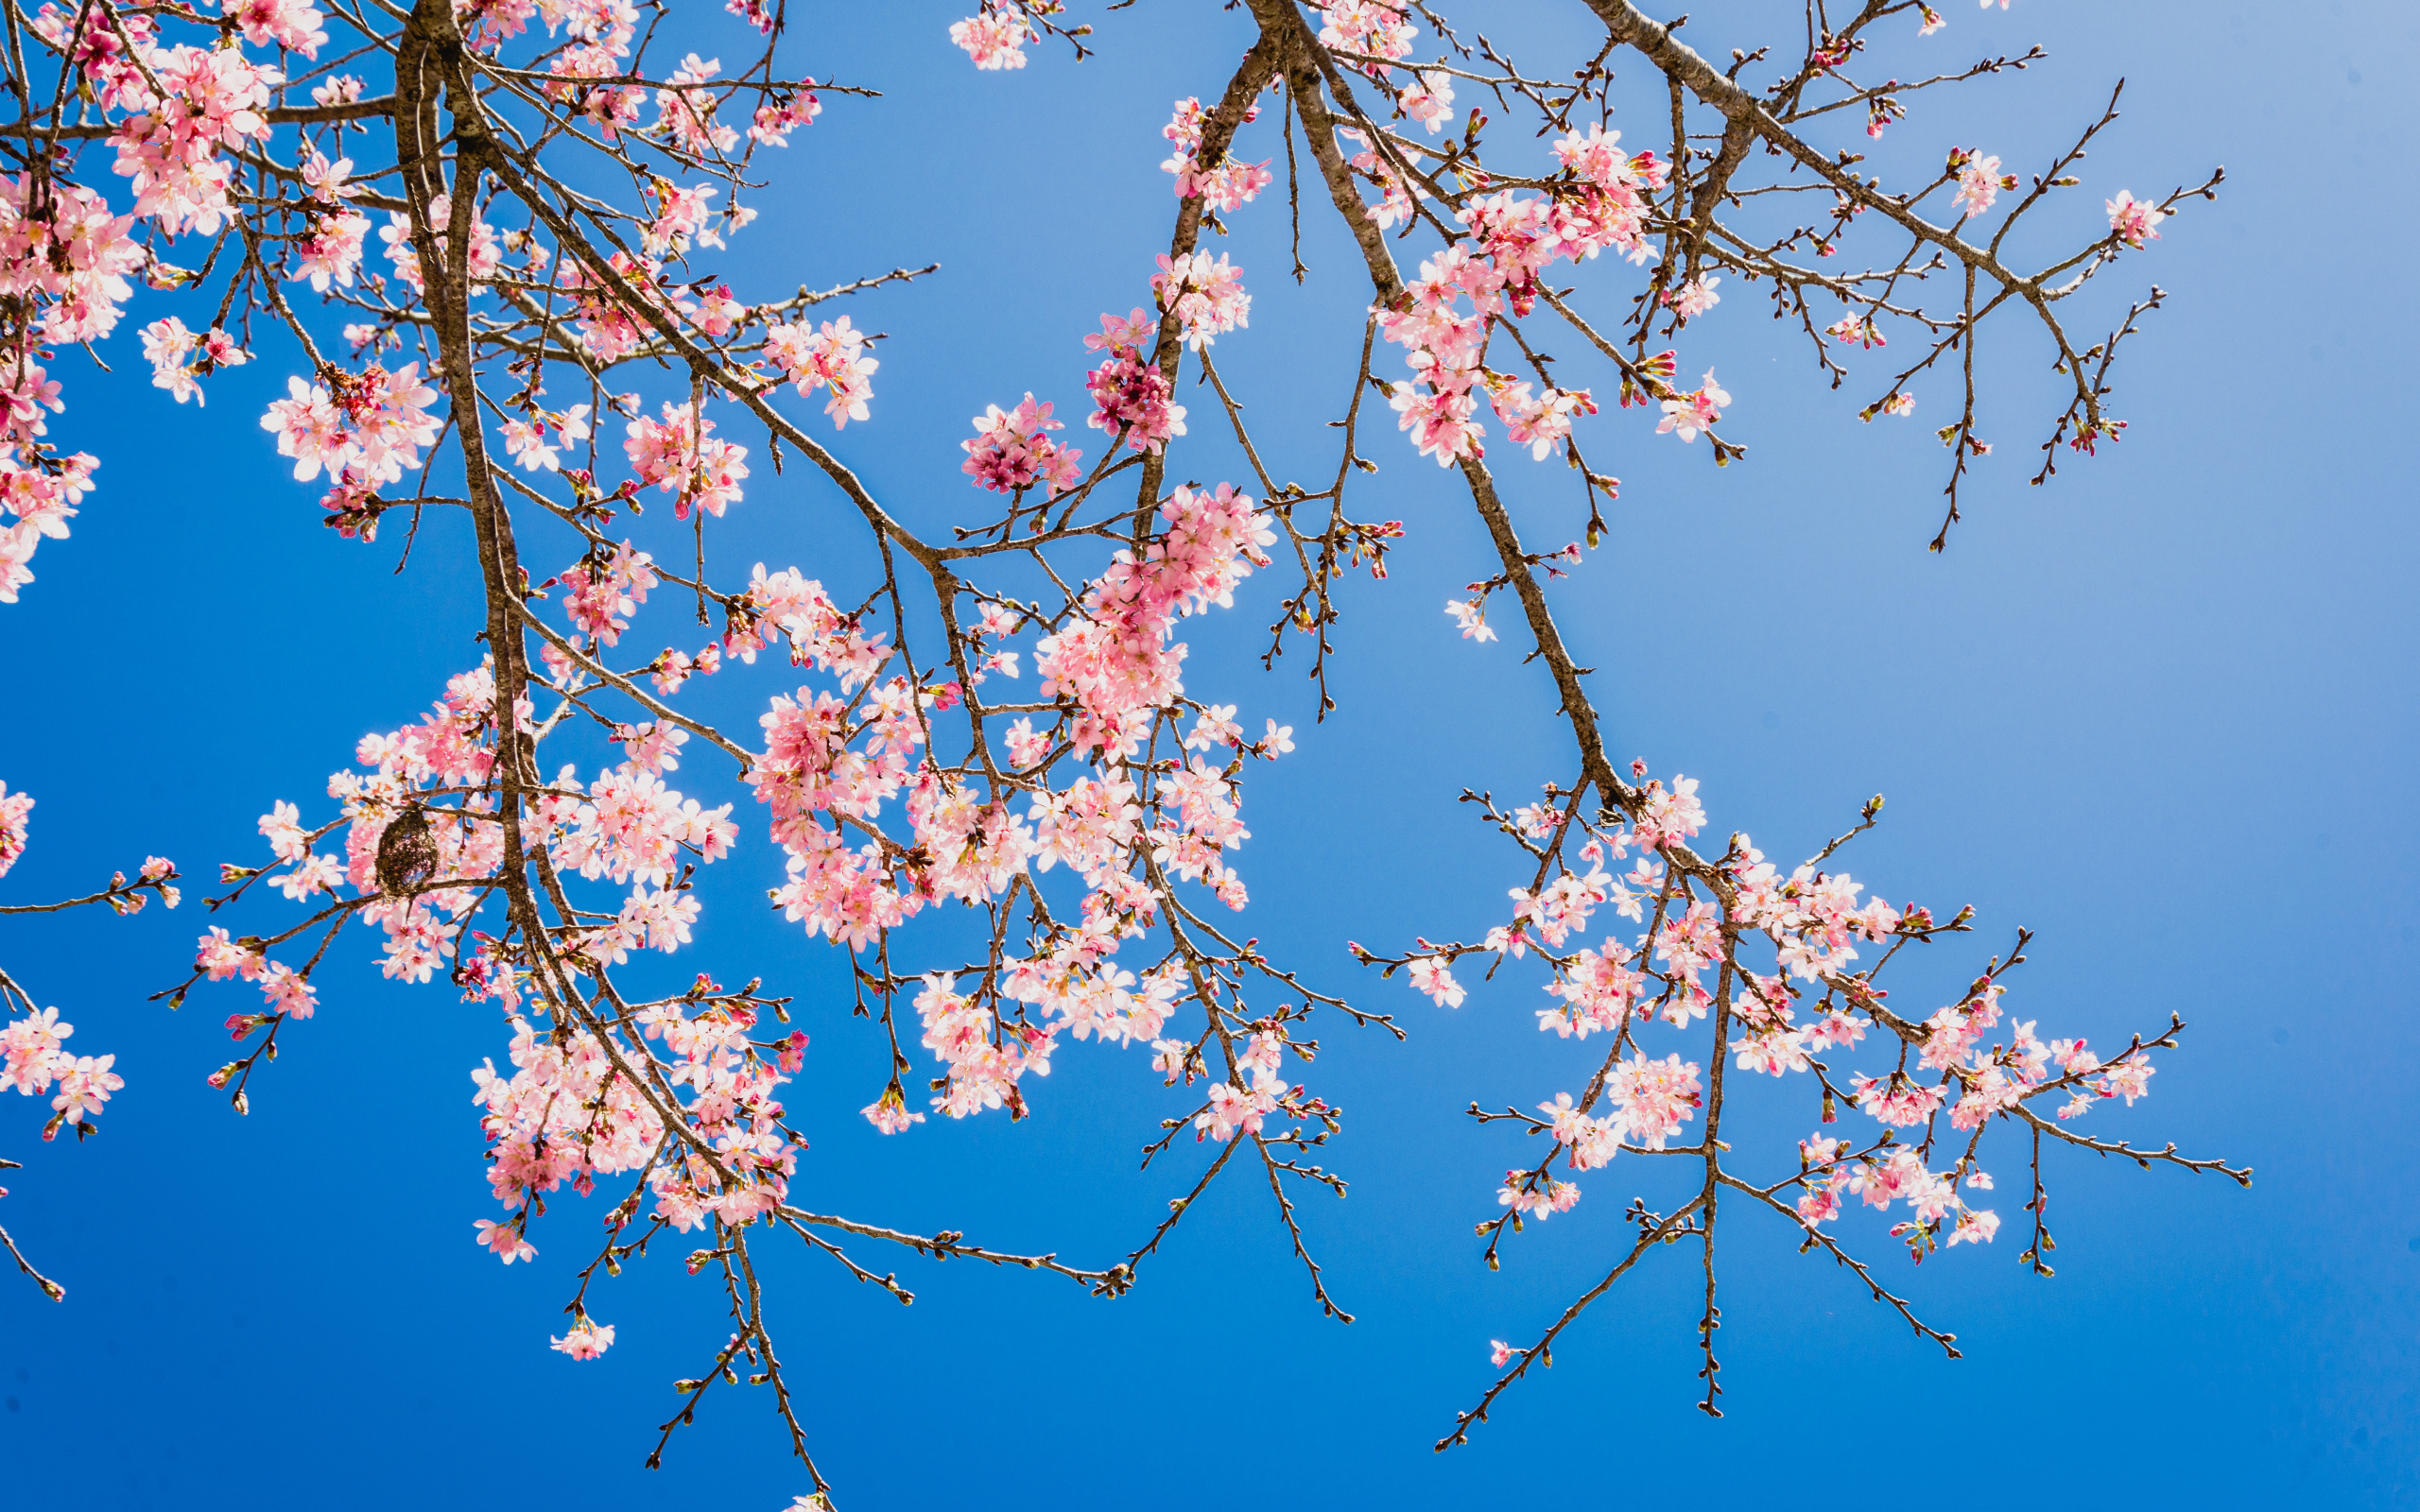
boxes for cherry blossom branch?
[1218,0,2242,1444]
[0,1200,65,1301]
[1434,1194,1704,1452]
[778,1206,1131,1293]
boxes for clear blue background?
[1,1,2411,1505]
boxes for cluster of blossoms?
[0,444,95,606]
[481,0,648,132]
[1656,370,1731,443]
[1281,4,2173,494]
[1150,251,1251,350]
[0,174,140,349]
[1083,307,1187,454]
[1661,273,1721,323]
[1317,0,1415,71]
[108,30,286,236]
[1791,1138,1996,1249]
[551,1315,616,1359]
[290,138,373,293]
[1389,763,2171,1275]
[1191,1027,1303,1142]
[208,459,1293,1240]
[737,472,1287,1127]
[1366,118,1682,467]
[501,404,595,473]
[1949,147,2017,219]
[908,972,1062,1122]
[1508,1052,1704,1218]
[1035,483,1274,763]
[199,644,758,1253]
[0,0,284,598]
[557,542,659,646]
[0,1005,120,1143]
[1160,96,1272,212]
[961,394,1083,495]
[1397,69,1455,132]
[468,981,797,1301]
[261,364,442,503]
[0,782,26,877]
[653,52,743,157]
[948,7,1034,70]
[626,401,752,520]
[1,784,148,1152]
[553,241,743,361]
[559,249,671,362]
[140,318,251,405]
[747,84,821,147]
[2106,189,2166,248]
[763,316,879,429]
[1340,123,1425,230]
[642,180,723,257]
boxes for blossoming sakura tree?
[0,0,2243,1497]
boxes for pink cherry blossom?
[625,403,749,520]
[1444,599,1495,642]
[1662,274,1721,321]
[1656,370,1730,442]
[1408,955,1465,1008]
[550,1318,616,1359]
[1317,1,1413,68]
[1399,70,1455,132]
[2107,189,2166,248]
[763,317,878,428]
[949,9,1032,70]
[962,394,1084,494]
[0,781,28,878]
[1151,252,1251,349]
[474,1218,537,1264]
[1161,96,1273,210]
[1951,149,2011,218]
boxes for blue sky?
[2,1,2414,1506]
